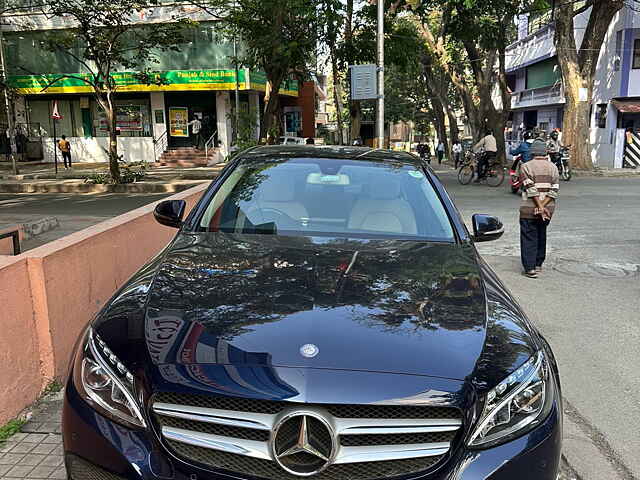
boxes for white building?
[505,5,640,168]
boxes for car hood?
[143,232,492,380]
[95,232,537,389]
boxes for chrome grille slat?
[153,394,463,478]
[162,426,272,460]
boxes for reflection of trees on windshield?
[148,234,487,341]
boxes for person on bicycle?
[547,130,563,169]
[510,130,535,171]
[473,130,497,182]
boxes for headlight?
[73,328,146,428]
[468,351,554,448]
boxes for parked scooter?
[509,154,524,194]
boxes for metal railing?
[0,228,21,255]
[204,130,218,159]
[153,130,168,162]
[511,84,563,107]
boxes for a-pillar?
[249,91,261,141]
[216,91,233,157]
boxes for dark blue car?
[63,146,562,480]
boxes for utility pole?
[0,29,19,175]
[376,0,384,148]
[232,0,240,144]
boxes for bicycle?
[457,150,505,187]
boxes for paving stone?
[0,453,25,466]
[38,456,62,467]
[48,467,67,479]
[0,443,19,454]
[41,435,62,445]
[28,465,56,478]
[18,454,45,466]
[0,465,12,475]
[4,464,34,477]
[51,446,63,456]
[23,434,48,444]
[30,444,57,455]
[5,444,33,455]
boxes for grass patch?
[42,380,63,396]
[0,419,25,443]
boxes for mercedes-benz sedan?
[63,146,562,480]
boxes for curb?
[0,181,206,194]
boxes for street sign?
[350,64,377,100]
[51,101,62,120]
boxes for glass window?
[26,99,83,137]
[92,98,152,137]
[197,158,454,242]
[633,39,640,70]
[614,31,623,71]
[595,104,607,129]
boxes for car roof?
[239,145,422,167]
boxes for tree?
[203,0,320,142]
[555,0,624,169]
[33,0,190,182]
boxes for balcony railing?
[511,84,564,108]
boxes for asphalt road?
[0,192,173,250]
[440,169,640,480]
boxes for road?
[440,169,640,480]
[0,192,172,250]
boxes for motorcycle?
[509,154,523,194]
[555,146,572,181]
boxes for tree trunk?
[431,99,448,162]
[350,100,362,143]
[261,77,283,142]
[555,0,623,169]
[105,93,121,183]
[331,54,345,145]
[446,108,459,144]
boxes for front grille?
[167,440,444,480]
[153,392,462,480]
[154,391,460,419]
[340,430,456,447]
[66,454,127,480]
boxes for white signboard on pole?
[350,64,377,100]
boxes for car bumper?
[63,378,562,480]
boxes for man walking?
[436,140,445,164]
[519,139,560,278]
[58,135,72,169]
[452,140,462,169]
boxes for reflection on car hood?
[140,233,489,381]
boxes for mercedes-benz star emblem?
[300,344,319,358]
[272,413,335,476]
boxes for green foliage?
[0,419,25,443]
[230,107,260,151]
[42,380,63,395]
[84,161,146,184]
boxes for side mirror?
[472,214,504,242]
[154,200,186,228]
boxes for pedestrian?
[58,135,72,169]
[519,138,560,279]
[188,115,203,149]
[436,140,445,164]
[473,129,498,182]
[452,140,462,169]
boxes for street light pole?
[376,0,384,148]
[0,29,19,175]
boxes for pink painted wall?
[0,257,45,424]
[0,183,208,424]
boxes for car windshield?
[196,157,455,241]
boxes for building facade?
[0,6,303,163]
[505,5,640,168]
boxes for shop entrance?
[165,92,217,148]
[523,110,538,130]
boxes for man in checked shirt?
[519,139,560,278]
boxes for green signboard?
[8,69,299,96]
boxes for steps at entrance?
[155,147,213,167]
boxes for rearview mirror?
[154,200,186,228]
[472,214,504,242]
